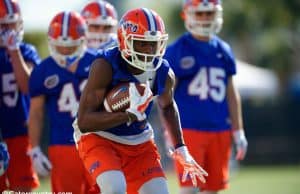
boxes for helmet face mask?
[183,0,223,38]
[0,0,23,45]
[86,24,116,48]
[118,8,168,72]
[81,0,118,49]
[48,11,87,68]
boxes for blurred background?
[19,0,300,193]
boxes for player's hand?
[1,30,21,50]
[27,146,52,176]
[170,146,208,186]
[0,142,9,176]
[126,81,153,123]
[233,129,248,160]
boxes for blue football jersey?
[165,33,237,131]
[0,43,41,138]
[97,47,170,136]
[29,50,98,145]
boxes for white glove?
[27,146,52,177]
[233,129,248,161]
[170,146,208,186]
[1,30,21,50]
[126,81,153,123]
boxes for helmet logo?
[120,20,138,33]
[81,11,91,18]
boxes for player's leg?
[0,174,8,191]
[175,129,210,194]
[49,145,91,194]
[124,140,166,194]
[96,170,126,194]
[5,136,39,192]
[77,134,126,193]
[138,177,169,194]
[199,130,231,194]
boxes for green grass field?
[35,165,300,194]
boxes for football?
[103,82,146,112]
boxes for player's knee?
[101,186,126,194]
[139,177,169,194]
[96,170,126,194]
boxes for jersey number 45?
[188,67,226,102]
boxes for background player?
[73,8,207,194]
[81,0,118,50]
[27,11,97,194]
[0,0,40,191]
[164,1,248,194]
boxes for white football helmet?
[118,8,168,72]
[81,0,118,49]
[182,0,223,37]
[48,11,87,68]
[0,0,23,46]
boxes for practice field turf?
[166,165,300,194]
[35,165,300,194]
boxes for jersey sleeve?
[29,65,45,98]
[164,45,180,76]
[153,59,170,96]
[20,43,41,66]
[218,40,237,76]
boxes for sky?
[18,0,179,32]
[19,0,86,31]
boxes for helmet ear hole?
[117,8,168,72]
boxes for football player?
[81,0,118,50]
[0,0,40,191]
[73,8,208,194]
[27,11,97,194]
[164,1,248,194]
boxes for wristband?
[174,142,186,149]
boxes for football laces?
[112,97,130,111]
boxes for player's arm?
[27,95,52,176]
[157,69,208,185]
[227,76,248,160]
[227,76,246,137]
[156,69,184,147]
[1,29,34,93]
[28,95,45,147]
[77,58,130,133]
[8,50,33,94]
[227,76,243,130]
